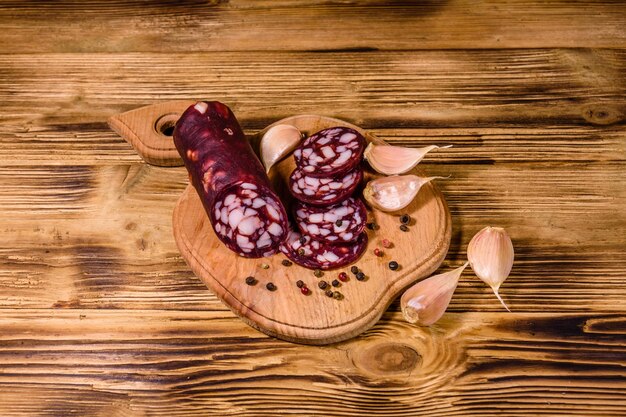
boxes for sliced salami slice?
[280,230,368,270]
[294,127,366,177]
[294,197,367,244]
[174,101,289,258]
[289,167,363,206]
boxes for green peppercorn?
[314,269,323,278]
[318,281,328,290]
[356,272,365,281]
[332,279,340,287]
[266,282,276,291]
[399,224,409,232]
[400,214,411,225]
[282,259,293,267]
[388,261,399,271]
[245,276,256,285]
[325,290,334,297]
[350,266,359,275]
[366,222,379,230]
[333,291,343,300]
[296,280,305,288]
[298,248,306,256]
[261,263,270,269]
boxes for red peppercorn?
[300,286,310,295]
[381,238,391,248]
[338,272,348,282]
[374,248,383,257]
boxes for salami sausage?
[280,230,368,270]
[293,127,366,177]
[174,101,288,258]
[289,167,363,206]
[294,197,367,243]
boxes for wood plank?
[0,309,624,416]
[0,50,624,132]
[0,1,624,52]
[0,162,623,313]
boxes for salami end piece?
[280,230,368,270]
[294,127,366,177]
[174,101,289,258]
[294,197,367,244]
[289,167,363,206]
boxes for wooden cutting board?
[109,104,451,344]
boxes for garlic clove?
[260,124,302,173]
[401,262,468,326]
[467,226,514,312]
[364,143,452,175]
[363,174,445,212]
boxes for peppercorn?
[296,280,305,288]
[350,266,359,275]
[245,276,256,285]
[381,238,392,248]
[399,224,409,232]
[318,281,328,290]
[282,259,293,267]
[388,261,399,271]
[300,286,311,295]
[261,263,270,269]
[356,271,365,281]
[298,248,306,256]
[266,282,276,291]
[400,214,411,225]
[366,222,379,230]
[333,291,343,300]
[332,279,340,287]
[314,269,323,278]
[325,290,334,297]
[374,248,383,257]
[299,236,307,244]
[338,272,348,282]
[335,219,343,227]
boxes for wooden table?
[1,1,625,416]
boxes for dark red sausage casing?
[174,101,289,258]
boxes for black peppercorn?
[245,276,256,285]
[296,280,305,288]
[282,259,293,267]
[399,224,409,232]
[400,214,410,225]
[366,222,379,230]
[318,281,328,290]
[356,272,365,281]
[314,269,323,278]
[299,236,307,244]
[350,266,359,275]
[335,219,343,227]
[388,261,399,271]
[332,279,340,287]
[325,290,334,297]
[266,282,276,291]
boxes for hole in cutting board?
[154,113,180,137]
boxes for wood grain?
[0,0,625,415]
[0,0,625,52]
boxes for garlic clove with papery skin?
[467,226,514,312]
[401,262,469,326]
[363,174,446,212]
[364,143,452,175]
[260,124,302,173]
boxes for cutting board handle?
[108,100,196,166]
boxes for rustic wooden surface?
[0,1,625,415]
